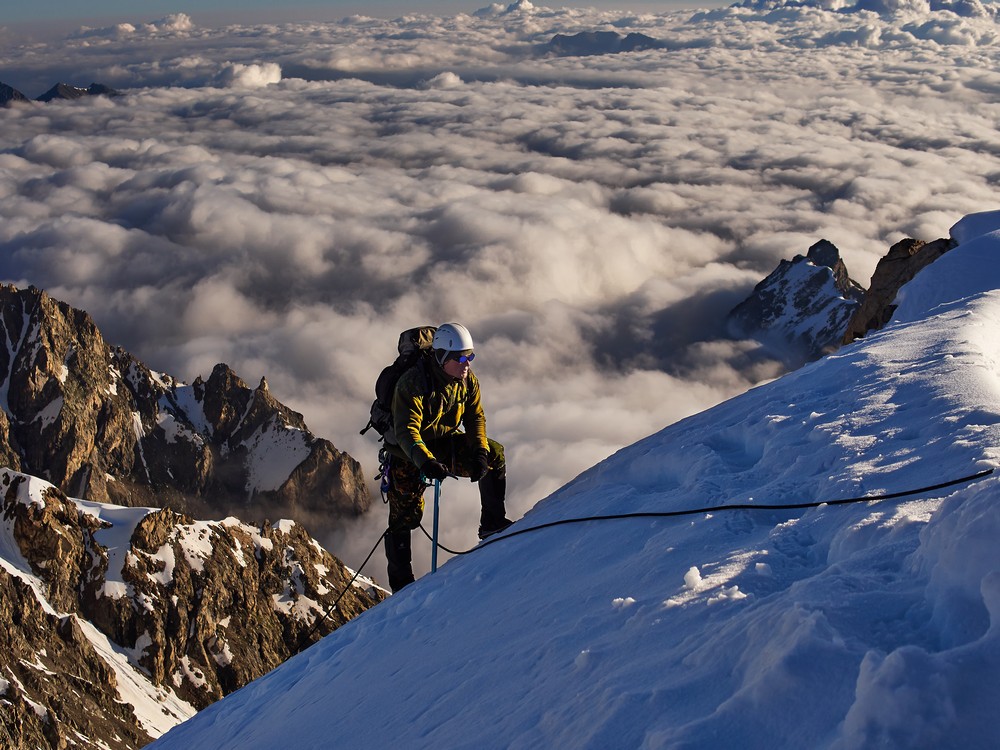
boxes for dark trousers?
[384,435,506,593]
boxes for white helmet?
[433,322,474,361]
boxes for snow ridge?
[150,210,1000,749]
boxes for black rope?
[421,468,995,558]
[302,467,995,641]
[299,527,388,650]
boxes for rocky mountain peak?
[0,284,370,540]
[0,284,386,747]
[1,80,31,107]
[726,239,865,364]
[35,82,121,102]
[728,234,957,366]
[807,239,864,300]
[201,362,254,437]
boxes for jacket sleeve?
[393,375,434,468]
[463,372,489,452]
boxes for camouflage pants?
[386,434,506,532]
[384,433,506,593]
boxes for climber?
[382,322,511,593]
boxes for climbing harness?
[376,447,391,500]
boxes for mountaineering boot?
[477,467,512,540]
[384,529,415,593]
[478,518,513,540]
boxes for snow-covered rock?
[727,239,865,364]
[0,467,385,748]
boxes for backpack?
[360,326,437,445]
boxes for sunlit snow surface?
[149,212,1000,747]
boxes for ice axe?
[431,478,442,573]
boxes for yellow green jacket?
[391,360,488,468]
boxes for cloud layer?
[2,2,1000,575]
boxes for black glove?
[469,448,490,482]
[421,460,449,481]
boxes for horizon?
[0,0,728,37]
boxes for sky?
[147,210,1000,748]
[1,0,726,34]
[3,0,1000,583]
[1,2,458,31]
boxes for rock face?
[0,81,31,107]
[841,236,956,344]
[727,239,866,364]
[0,284,371,538]
[0,567,154,750]
[729,234,957,363]
[0,466,385,748]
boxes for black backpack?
[360,326,437,445]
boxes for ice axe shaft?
[431,478,441,573]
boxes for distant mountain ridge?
[735,0,999,17]
[0,284,371,539]
[0,80,120,107]
[539,31,667,57]
[36,82,121,102]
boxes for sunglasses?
[447,352,476,364]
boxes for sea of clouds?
[2,0,1000,573]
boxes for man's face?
[441,351,473,380]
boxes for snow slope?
[150,211,1000,748]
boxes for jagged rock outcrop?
[1,81,30,107]
[729,234,957,362]
[841,236,956,343]
[0,467,385,748]
[35,82,121,102]
[727,239,865,364]
[0,567,154,750]
[0,284,371,537]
